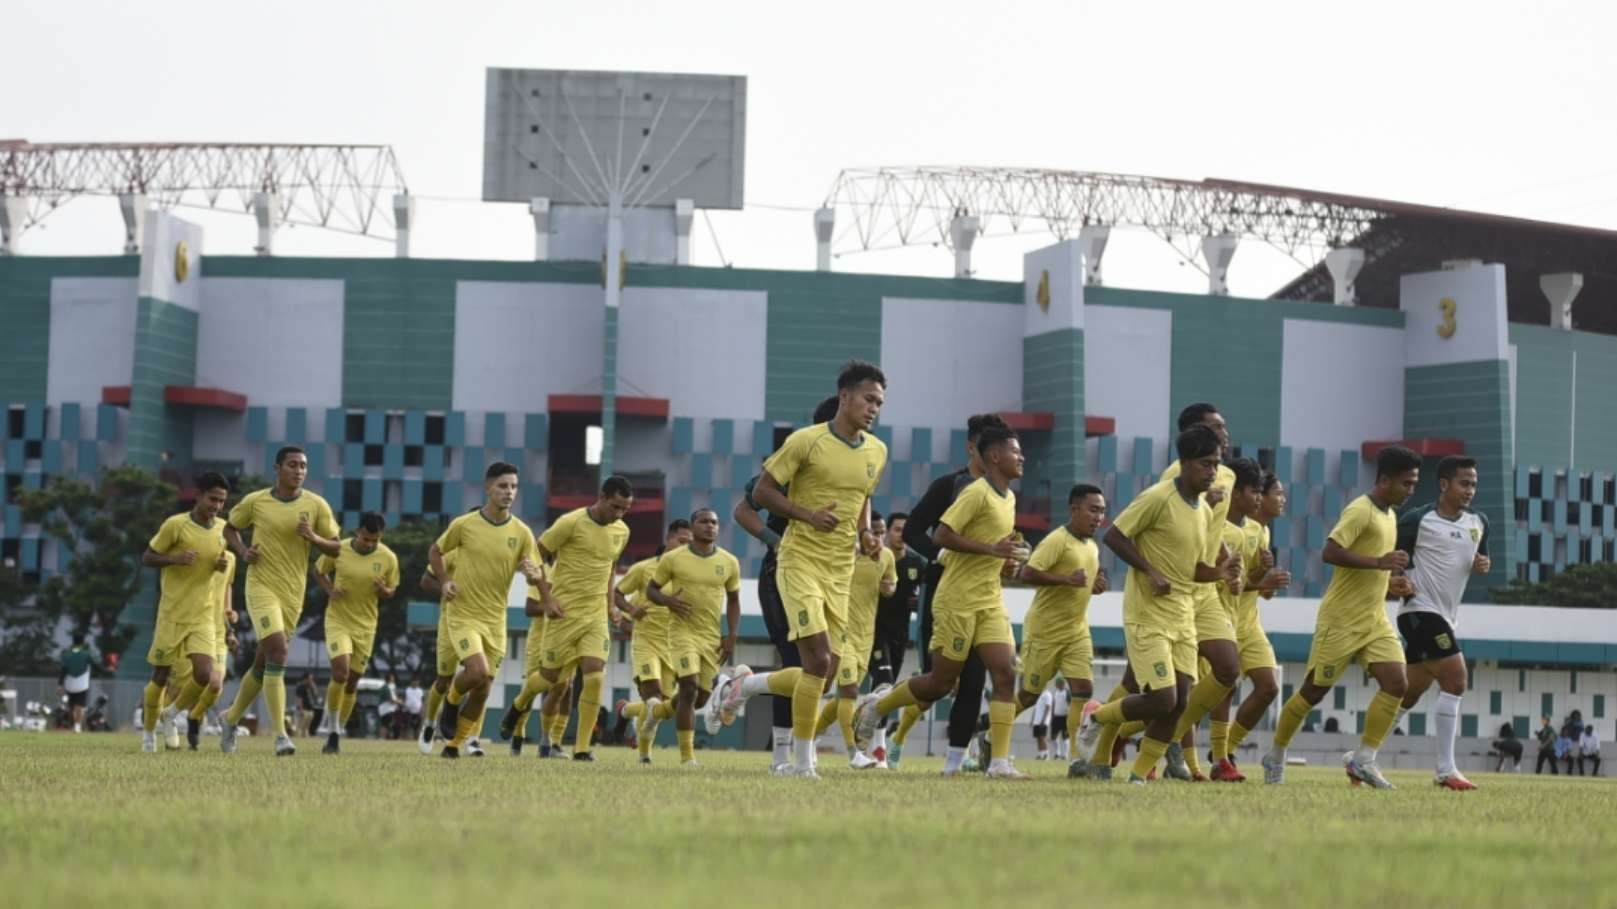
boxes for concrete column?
[529,197,551,261]
[0,196,27,254]
[674,198,694,265]
[1541,272,1584,330]
[1078,224,1110,286]
[1201,232,1238,296]
[119,193,148,255]
[392,193,414,258]
[951,214,980,278]
[252,192,279,256]
[814,207,835,271]
[1325,247,1365,306]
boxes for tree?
[19,466,178,665]
[368,518,444,677]
[0,560,52,675]
[1490,563,1617,608]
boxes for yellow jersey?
[617,555,668,641]
[1022,526,1101,644]
[227,488,339,608]
[1234,520,1271,629]
[433,510,536,627]
[1159,460,1237,566]
[150,512,228,626]
[316,539,401,631]
[1216,518,1264,618]
[211,549,237,635]
[933,476,1016,613]
[1316,495,1397,632]
[538,507,630,625]
[762,423,887,580]
[1111,477,1207,628]
[847,546,897,647]
[651,544,742,642]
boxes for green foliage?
[0,561,52,675]
[15,466,178,667]
[1491,562,1617,608]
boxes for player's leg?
[571,650,608,759]
[1166,638,1236,779]
[1262,623,1349,783]
[1343,626,1409,788]
[323,648,351,753]
[756,560,799,770]
[1423,653,1470,785]
[674,674,701,764]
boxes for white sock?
[1435,692,1462,775]
[1355,745,1377,764]
[873,726,887,752]
[772,726,791,765]
[793,735,814,770]
[944,746,966,773]
[990,756,1012,771]
[740,672,773,698]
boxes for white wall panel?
[619,287,767,419]
[1084,305,1172,445]
[878,298,1022,429]
[453,282,604,413]
[47,278,136,406]
[1280,319,1404,453]
[196,278,344,407]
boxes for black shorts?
[65,690,88,708]
[1051,716,1069,738]
[1398,611,1462,664]
[1032,723,1048,737]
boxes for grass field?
[3,732,1613,908]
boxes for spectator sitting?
[1557,730,1576,775]
[1579,725,1601,777]
[1492,721,1523,772]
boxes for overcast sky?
[8,0,1616,297]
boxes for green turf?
[3,732,1612,908]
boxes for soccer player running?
[709,362,888,779]
[498,475,634,761]
[1070,425,1229,784]
[219,448,342,756]
[1395,455,1491,790]
[818,511,896,768]
[871,511,926,689]
[615,518,693,763]
[431,462,544,759]
[1013,483,1107,753]
[141,472,232,753]
[852,423,1031,779]
[311,511,400,755]
[645,508,742,765]
[1260,445,1421,788]
[733,396,841,773]
[1203,461,1290,781]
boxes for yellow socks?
[1361,690,1401,751]
[1226,719,1252,754]
[893,704,922,745]
[875,679,921,716]
[1171,676,1232,742]
[837,698,857,751]
[654,701,675,720]
[623,702,647,721]
[814,699,838,738]
[1273,692,1311,749]
[450,712,478,747]
[263,664,287,737]
[1210,720,1231,761]
[678,728,696,762]
[1181,738,1203,777]
[341,688,358,725]
[574,671,604,754]
[225,667,264,726]
[190,683,221,722]
[174,675,206,712]
[790,673,825,740]
[426,685,445,723]
[512,670,555,712]
[325,679,345,727]
[1067,704,1084,743]
[988,701,1014,764]
[447,683,466,708]
[549,709,569,746]
[765,667,803,696]
[142,681,163,732]
[1131,736,1170,780]
[1094,700,1127,726]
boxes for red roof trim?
[1361,438,1466,460]
[998,411,1055,431]
[1085,416,1116,437]
[547,394,670,418]
[101,386,131,406]
[163,386,248,412]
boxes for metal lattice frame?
[0,141,408,238]
[823,166,1389,270]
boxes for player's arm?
[614,585,646,620]
[373,557,399,599]
[752,471,837,533]
[645,579,691,619]
[312,557,339,597]
[735,476,782,548]
[932,522,1019,559]
[1322,538,1405,571]
[1198,542,1243,593]
[903,473,953,562]
[1474,512,1492,574]
[879,555,897,597]
[720,587,741,662]
[1019,535,1085,587]
[1103,524,1170,595]
[427,543,456,600]
[142,546,196,568]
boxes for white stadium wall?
[451,281,606,413]
[878,297,1025,440]
[47,277,137,407]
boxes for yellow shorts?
[1236,618,1278,674]
[836,647,871,688]
[325,619,375,674]
[148,619,216,668]
[435,613,458,678]
[929,607,1015,663]
[1306,621,1404,687]
[522,618,548,676]
[1192,586,1237,644]
[1124,621,1198,690]
[539,617,611,671]
[244,586,301,640]
[445,614,505,675]
[777,560,849,652]
[669,630,720,691]
[632,628,673,685]
[1019,632,1094,694]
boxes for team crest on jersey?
[1153,661,1167,679]
[681,657,691,669]
[953,637,966,652]
[714,565,724,577]
[906,568,918,580]
[1469,528,1480,542]
[798,609,809,626]
[1436,633,1453,650]
[1322,665,1335,680]
[1030,673,1042,687]
[867,463,876,478]
[372,563,381,573]
[259,615,270,629]
[506,537,517,549]
[641,663,651,675]
[299,511,309,522]
[459,638,470,650]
